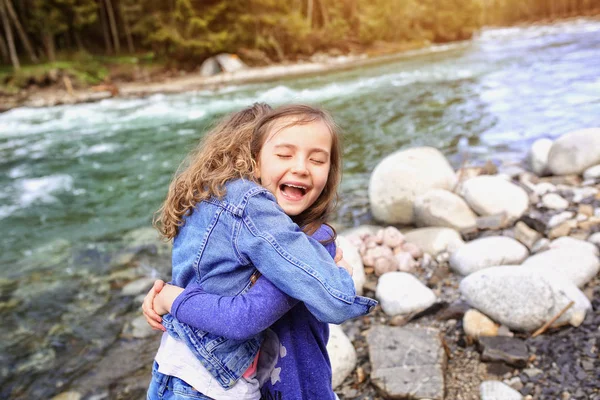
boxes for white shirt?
[155,333,261,400]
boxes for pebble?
[480,380,523,400]
[542,193,569,210]
[376,272,437,316]
[548,211,574,228]
[478,336,529,367]
[463,309,499,339]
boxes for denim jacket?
[162,179,377,389]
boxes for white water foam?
[18,174,74,206]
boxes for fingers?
[334,248,344,263]
[142,279,166,332]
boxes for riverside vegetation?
[1,0,599,98]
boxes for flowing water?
[0,18,599,397]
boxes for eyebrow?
[274,144,330,156]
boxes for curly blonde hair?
[154,103,342,241]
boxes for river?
[0,18,599,398]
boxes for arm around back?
[237,190,376,324]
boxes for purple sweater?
[171,226,338,400]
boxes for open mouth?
[280,183,308,200]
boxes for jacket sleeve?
[237,190,376,324]
[171,277,298,341]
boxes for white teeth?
[285,184,307,189]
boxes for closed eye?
[276,154,292,159]
[310,159,326,164]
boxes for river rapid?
[0,18,599,398]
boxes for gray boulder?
[460,176,529,221]
[367,326,446,400]
[460,266,591,332]
[450,236,529,275]
[522,248,599,287]
[413,189,477,231]
[369,147,457,224]
[528,138,553,176]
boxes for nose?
[291,158,308,175]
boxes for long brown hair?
[154,103,342,241]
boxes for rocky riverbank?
[2,128,599,400]
[0,41,436,113]
[327,127,600,400]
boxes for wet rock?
[460,266,590,331]
[413,189,477,231]
[514,221,542,249]
[51,392,82,400]
[522,248,600,287]
[550,236,599,256]
[376,272,437,316]
[336,235,366,295]
[449,236,529,275]
[120,277,156,297]
[542,193,569,210]
[583,164,600,180]
[403,227,464,256]
[369,146,457,224]
[547,128,600,175]
[0,277,18,301]
[460,176,529,221]
[528,138,553,176]
[463,309,499,339]
[478,336,529,367]
[327,324,357,389]
[480,380,523,400]
[367,326,446,400]
[123,315,156,339]
[121,227,171,256]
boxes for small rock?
[533,182,557,196]
[403,227,465,256]
[363,245,394,268]
[478,336,529,367]
[528,138,553,176]
[376,272,437,316]
[530,238,550,254]
[382,226,405,248]
[327,324,357,389]
[476,213,511,230]
[548,221,575,239]
[336,235,366,295]
[124,315,156,339]
[582,164,600,180]
[514,221,542,249]
[542,193,569,210]
[401,241,423,259]
[395,252,417,273]
[572,186,599,203]
[578,203,594,217]
[523,368,543,379]
[480,380,523,400]
[548,211,575,228]
[463,309,499,339]
[588,232,600,247]
[505,376,524,391]
[374,256,399,276]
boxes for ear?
[253,159,261,180]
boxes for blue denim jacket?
[162,179,377,389]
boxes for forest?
[0,0,598,86]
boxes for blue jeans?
[147,361,213,400]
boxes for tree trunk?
[103,0,120,53]
[99,0,113,54]
[0,0,19,69]
[74,30,85,52]
[317,0,328,28]
[42,32,56,62]
[0,31,9,63]
[4,0,37,62]
[306,0,313,28]
[120,4,135,53]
